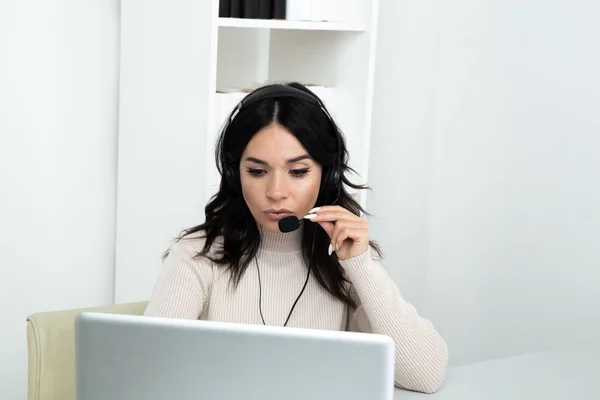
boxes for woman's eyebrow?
[286,155,312,163]
[244,156,268,165]
[244,154,312,165]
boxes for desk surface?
[393,345,599,399]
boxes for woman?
[144,82,448,393]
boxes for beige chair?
[26,301,147,400]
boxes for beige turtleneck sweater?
[144,227,448,394]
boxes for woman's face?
[240,123,322,234]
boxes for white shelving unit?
[115,0,380,303]
[217,17,365,31]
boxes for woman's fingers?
[304,205,370,259]
[317,220,335,239]
[312,216,364,242]
[331,222,367,251]
[304,206,360,224]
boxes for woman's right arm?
[143,240,213,319]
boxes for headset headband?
[229,84,333,122]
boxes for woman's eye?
[290,169,310,178]
[247,169,266,177]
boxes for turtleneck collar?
[259,224,303,253]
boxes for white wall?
[0,1,120,398]
[369,0,600,366]
[1,1,598,396]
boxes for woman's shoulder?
[166,230,224,266]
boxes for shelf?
[218,17,365,32]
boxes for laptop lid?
[74,312,395,400]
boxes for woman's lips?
[264,211,293,221]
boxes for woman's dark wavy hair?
[171,82,381,308]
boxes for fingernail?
[336,242,339,251]
[328,244,332,255]
[304,214,317,219]
[309,207,321,213]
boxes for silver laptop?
[74,312,395,400]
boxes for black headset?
[222,84,343,204]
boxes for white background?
[1,0,599,397]
[369,0,600,366]
[0,1,119,398]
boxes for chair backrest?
[26,301,147,400]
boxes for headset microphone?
[278,216,301,233]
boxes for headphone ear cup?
[330,166,341,198]
[321,164,341,202]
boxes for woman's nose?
[266,172,289,201]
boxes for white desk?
[393,346,599,399]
